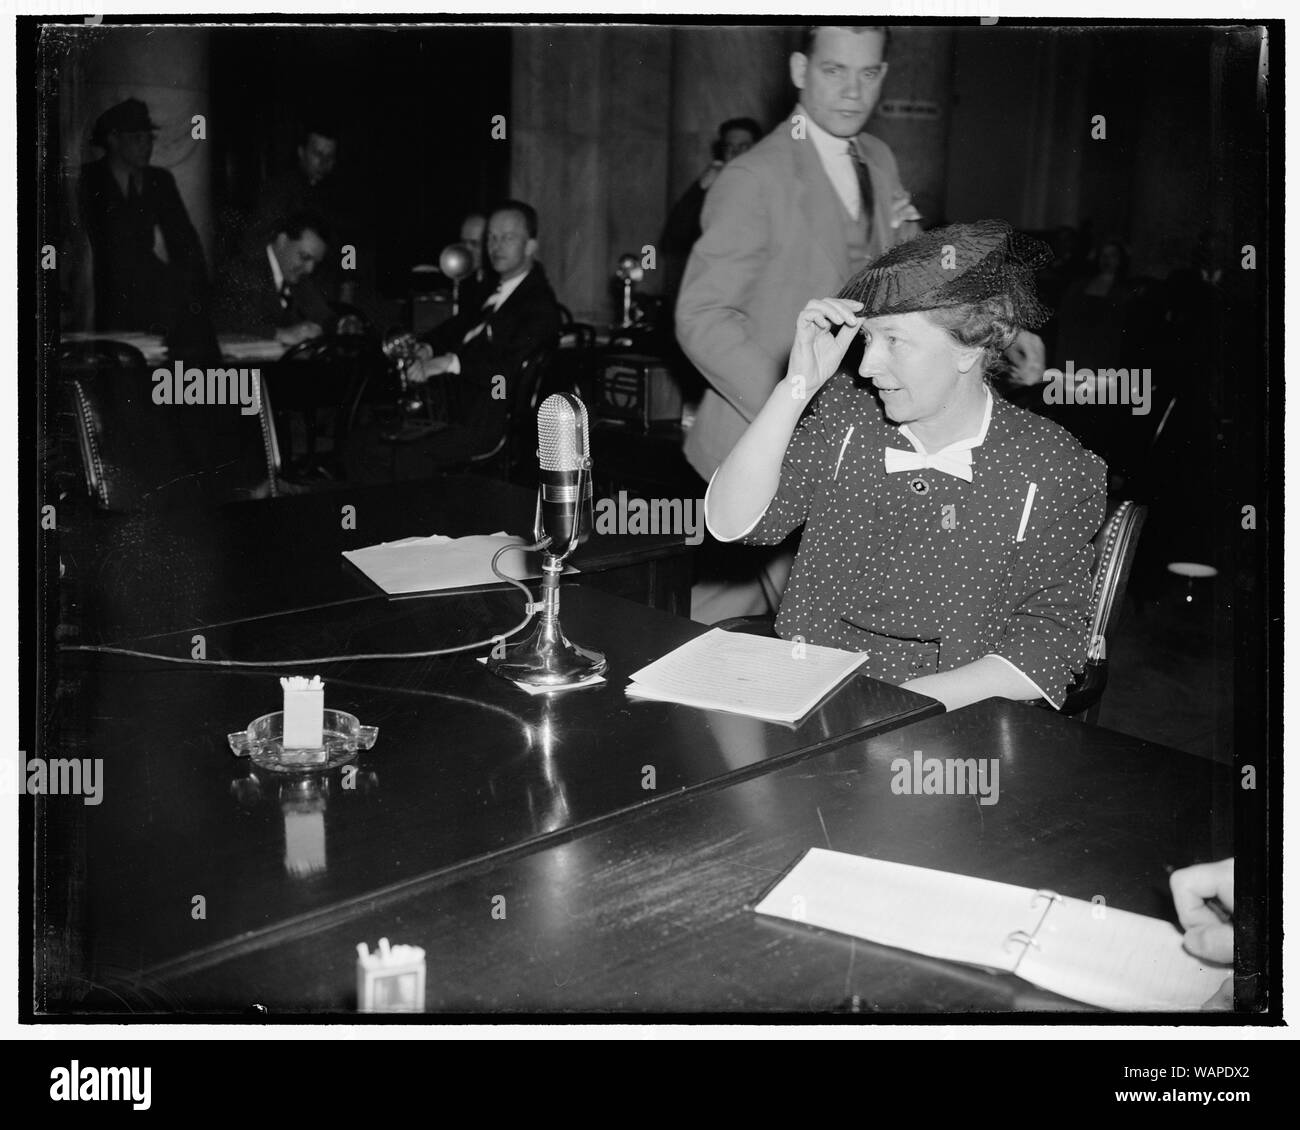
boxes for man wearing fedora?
[77,97,216,357]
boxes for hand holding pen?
[1169,858,1234,1009]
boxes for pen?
[833,425,855,480]
[1015,482,1037,543]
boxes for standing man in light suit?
[676,25,921,620]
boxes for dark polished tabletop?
[56,473,693,643]
[150,699,1232,1015]
[43,585,940,1004]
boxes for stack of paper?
[218,334,286,362]
[343,532,571,596]
[626,628,868,724]
[61,330,168,365]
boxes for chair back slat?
[1086,499,1148,655]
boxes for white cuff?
[446,353,461,374]
[983,652,1059,709]
[703,469,770,543]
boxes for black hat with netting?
[837,219,1053,329]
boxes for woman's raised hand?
[787,298,864,401]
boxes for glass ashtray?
[228,709,378,774]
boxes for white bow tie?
[884,446,974,482]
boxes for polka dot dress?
[741,374,1107,706]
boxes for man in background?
[214,210,340,478]
[246,119,365,312]
[407,200,562,464]
[454,211,496,311]
[215,210,333,345]
[459,212,487,274]
[659,116,763,311]
[246,121,344,252]
[676,25,921,620]
[77,97,217,358]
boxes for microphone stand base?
[486,619,608,686]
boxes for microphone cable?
[60,542,544,669]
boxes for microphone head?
[538,393,589,472]
[439,242,474,280]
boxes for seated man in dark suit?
[242,119,369,317]
[214,211,341,476]
[214,210,335,346]
[407,200,562,463]
[77,97,217,360]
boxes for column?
[57,25,213,328]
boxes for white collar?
[266,243,285,293]
[800,104,858,163]
[109,160,136,198]
[898,386,994,456]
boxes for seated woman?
[705,220,1107,712]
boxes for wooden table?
[39,460,1232,1018]
[145,699,1231,1015]
[60,332,287,367]
[38,586,939,1011]
[57,473,696,643]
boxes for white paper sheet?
[343,532,569,596]
[626,628,867,723]
[217,335,286,362]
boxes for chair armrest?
[713,614,778,637]
[1035,658,1109,716]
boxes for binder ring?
[1031,889,1063,908]
[1003,929,1041,954]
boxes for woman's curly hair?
[921,294,1022,380]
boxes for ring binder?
[1003,929,1041,952]
[752,850,1229,1011]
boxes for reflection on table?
[152,699,1230,1014]
[43,585,938,1005]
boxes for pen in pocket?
[833,425,855,480]
[1015,482,1037,542]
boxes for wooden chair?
[64,344,280,510]
[55,341,150,505]
[273,333,386,482]
[550,305,600,404]
[429,340,556,482]
[716,499,1147,724]
[557,304,598,351]
[1056,499,1147,722]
